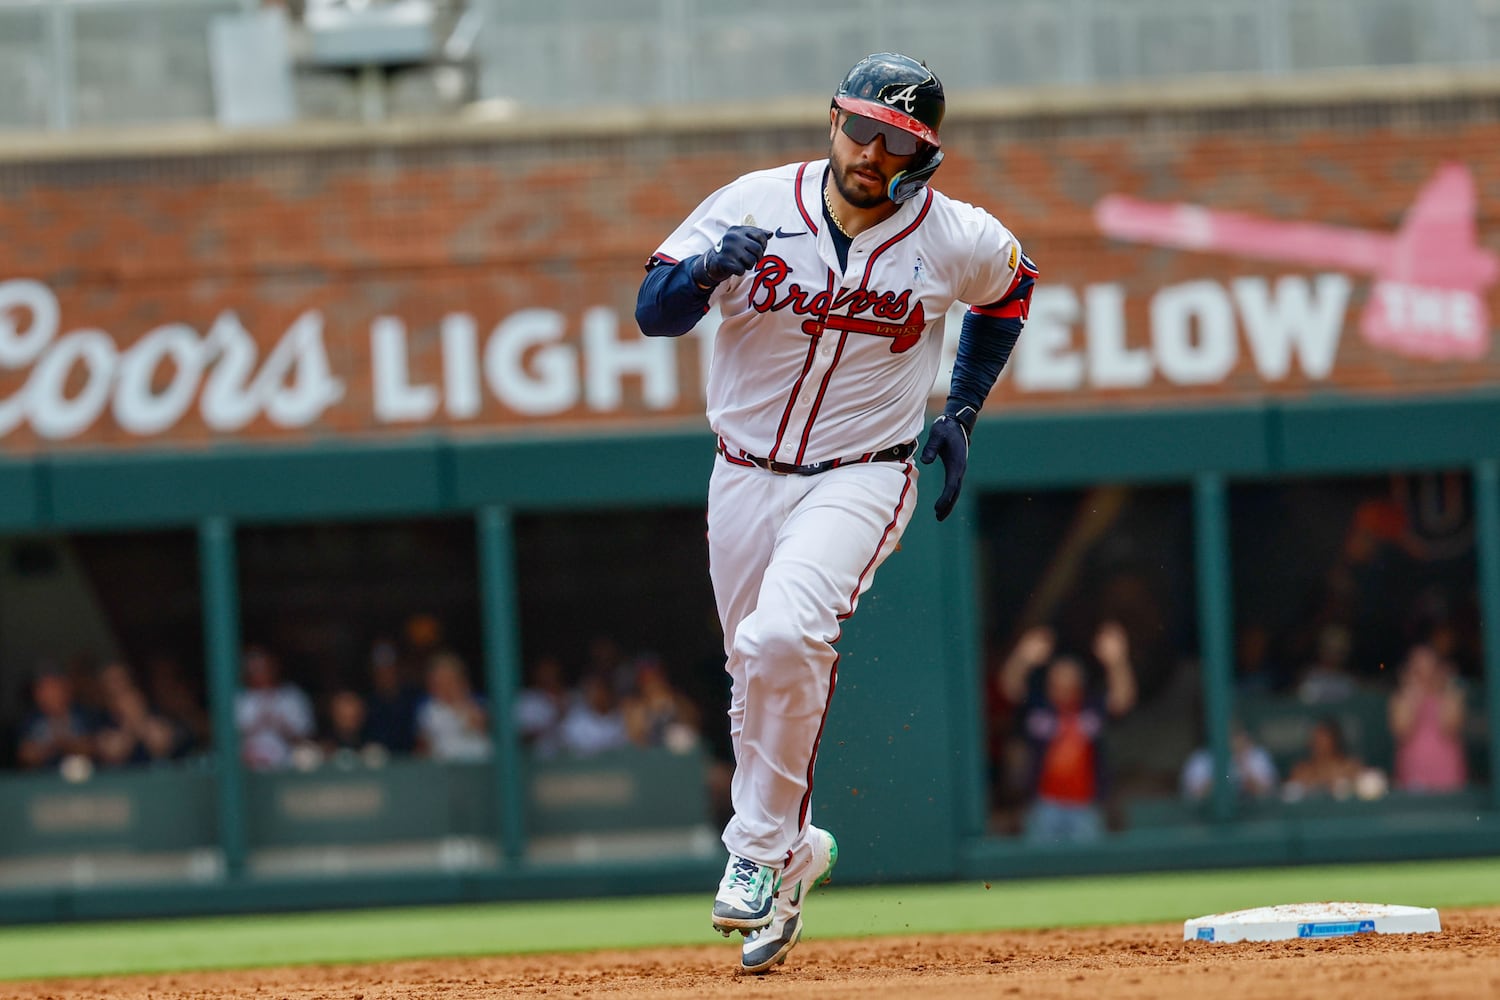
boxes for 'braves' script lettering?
[746,256,927,353]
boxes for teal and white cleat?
[712,855,778,936]
[741,826,837,973]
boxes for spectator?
[234,644,315,771]
[514,654,569,757]
[1296,624,1359,705]
[622,653,700,751]
[1283,717,1367,800]
[17,667,95,770]
[1180,724,1278,802]
[1234,623,1283,695]
[1000,621,1137,844]
[585,635,633,699]
[143,652,210,754]
[403,613,446,667]
[64,653,107,730]
[416,651,491,761]
[322,689,372,757]
[559,671,630,757]
[1389,643,1467,794]
[364,638,422,754]
[94,663,178,767]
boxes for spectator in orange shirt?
[1000,622,1137,844]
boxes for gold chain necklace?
[823,181,854,239]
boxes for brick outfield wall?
[0,89,1498,454]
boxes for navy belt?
[717,439,916,476]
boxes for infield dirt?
[9,906,1498,999]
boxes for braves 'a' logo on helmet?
[881,83,920,113]
[880,75,933,115]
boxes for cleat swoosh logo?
[774,228,808,239]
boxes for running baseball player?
[635,52,1036,974]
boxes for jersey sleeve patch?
[971,255,1037,320]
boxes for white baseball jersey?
[653,159,1025,466]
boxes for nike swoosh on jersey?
[774,228,808,239]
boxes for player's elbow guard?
[634,261,710,338]
[636,307,704,339]
[635,297,672,338]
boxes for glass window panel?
[512,507,726,864]
[1229,472,1488,811]
[975,485,1199,840]
[0,529,213,889]
[234,517,492,877]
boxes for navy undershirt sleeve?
[946,310,1023,425]
[635,257,714,338]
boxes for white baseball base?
[1184,902,1441,943]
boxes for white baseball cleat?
[741,826,838,973]
[711,855,778,936]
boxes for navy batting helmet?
[832,53,945,203]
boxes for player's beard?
[830,157,890,209]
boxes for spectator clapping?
[1389,643,1467,793]
[416,651,491,761]
[94,662,179,767]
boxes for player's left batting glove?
[919,404,977,522]
[691,225,773,287]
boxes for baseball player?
[635,52,1036,973]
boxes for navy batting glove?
[919,405,976,522]
[691,226,773,287]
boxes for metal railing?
[4,0,1500,133]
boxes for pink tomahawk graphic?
[1094,163,1498,361]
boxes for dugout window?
[511,506,727,864]
[234,516,484,761]
[974,484,1201,840]
[0,528,212,890]
[1227,471,1489,802]
[0,529,206,770]
[232,517,493,877]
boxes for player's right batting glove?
[919,404,977,522]
[691,226,773,287]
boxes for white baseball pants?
[707,454,918,866]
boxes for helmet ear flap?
[887,147,943,204]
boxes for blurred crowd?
[987,613,1479,846]
[15,653,209,774]
[5,473,1486,857]
[1180,630,1474,806]
[983,476,1486,845]
[10,626,707,777]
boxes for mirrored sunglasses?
[840,114,924,157]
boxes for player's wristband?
[689,254,718,290]
[942,401,978,438]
